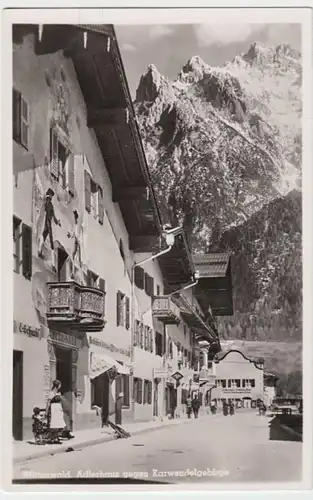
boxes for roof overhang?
[193,253,233,316]
[30,23,162,249]
[158,228,195,292]
[172,294,218,343]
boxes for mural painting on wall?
[31,74,89,319]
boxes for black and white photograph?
[2,5,312,493]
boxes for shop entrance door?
[55,346,72,430]
[13,350,23,440]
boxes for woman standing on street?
[46,380,66,443]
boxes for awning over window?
[89,351,130,379]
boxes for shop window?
[13,216,21,273]
[250,379,255,388]
[13,88,29,150]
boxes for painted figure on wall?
[67,209,82,281]
[38,188,61,269]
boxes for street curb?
[280,424,302,440]
[14,416,204,465]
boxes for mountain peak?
[135,63,163,102]
[178,55,209,83]
[243,41,273,64]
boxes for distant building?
[263,372,278,407]
[211,350,264,408]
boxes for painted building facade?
[12,24,225,440]
[210,350,264,409]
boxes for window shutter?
[21,97,29,149]
[13,88,21,143]
[50,128,59,178]
[84,170,91,212]
[22,224,32,280]
[138,379,143,404]
[125,296,130,330]
[134,320,139,346]
[134,266,144,289]
[149,276,154,297]
[67,153,75,196]
[148,381,152,405]
[98,278,105,292]
[144,273,149,295]
[149,328,154,353]
[98,186,104,225]
[116,291,121,326]
[140,323,144,348]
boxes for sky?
[115,23,301,99]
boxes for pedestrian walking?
[186,395,192,419]
[223,401,229,416]
[45,380,66,443]
[210,399,217,415]
[229,401,235,416]
[192,395,201,419]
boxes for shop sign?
[223,388,252,394]
[153,369,167,379]
[49,330,79,349]
[89,336,130,357]
[171,371,184,382]
[13,320,42,339]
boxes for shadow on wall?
[268,415,302,442]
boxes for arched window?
[119,239,125,261]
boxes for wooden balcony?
[152,296,181,325]
[46,281,106,332]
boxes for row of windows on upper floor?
[216,379,256,389]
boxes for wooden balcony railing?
[152,296,181,325]
[46,281,105,332]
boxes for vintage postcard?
[1,4,312,495]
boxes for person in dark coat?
[223,401,229,416]
[186,395,192,419]
[191,395,201,418]
[229,401,235,416]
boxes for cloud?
[194,24,262,47]
[120,43,137,52]
[149,25,174,40]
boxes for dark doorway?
[115,375,123,425]
[13,350,23,440]
[57,248,68,282]
[91,372,110,426]
[55,346,72,430]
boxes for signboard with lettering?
[153,369,167,379]
[49,330,79,349]
[89,336,130,358]
[223,388,252,394]
[14,320,42,339]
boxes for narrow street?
[14,412,302,484]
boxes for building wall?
[13,33,134,438]
[211,351,264,408]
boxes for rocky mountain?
[133,41,302,346]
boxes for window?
[184,349,188,367]
[133,378,143,404]
[50,128,74,194]
[148,381,152,405]
[13,88,29,149]
[87,270,99,288]
[13,218,32,279]
[139,323,144,348]
[221,379,227,388]
[155,332,163,357]
[116,292,130,329]
[149,328,154,353]
[134,266,145,289]
[144,326,149,351]
[90,178,99,218]
[13,217,21,273]
[250,379,255,388]
[156,284,160,296]
[242,380,246,388]
[134,320,140,346]
[144,273,154,297]
[183,324,187,337]
[169,340,173,359]
[84,168,104,224]
[143,380,149,404]
[235,379,241,388]
[57,248,68,281]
